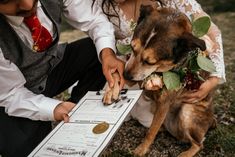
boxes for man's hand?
[100,48,125,90]
[182,76,219,103]
[54,101,75,122]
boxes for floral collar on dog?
[121,16,215,91]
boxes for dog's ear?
[137,5,154,24]
[176,16,192,33]
[173,32,206,63]
[181,32,206,51]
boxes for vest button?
[38,86,44,91]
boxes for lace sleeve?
[165,0,226,83]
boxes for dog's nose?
[123,71,133,80]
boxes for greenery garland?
[163,16,215,90]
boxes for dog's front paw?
[103,85,115,105]
[133,144,149,157]
[102,72,120,105]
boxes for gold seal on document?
[92,122,109,134]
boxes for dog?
[103,5,216,157]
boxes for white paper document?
[29,90,142,157]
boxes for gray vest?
[0,0,67,94]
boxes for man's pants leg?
[0,108,51,157]
[43,37,106,103]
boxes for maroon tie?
[24,13,52,52]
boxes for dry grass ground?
[59,8,235,157]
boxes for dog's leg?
[178,143,202,157]
[133,93,171,156]
[103,72,120,105]
[134,103,169,156]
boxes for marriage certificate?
[28,90,142,157]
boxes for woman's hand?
[182,76,220,103]
[54,101,75,122]
[100,48,125,90]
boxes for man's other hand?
[54,101,75,122]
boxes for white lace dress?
[96,0,226,127]
[96,0,226,83]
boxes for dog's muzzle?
[123,71,133,81]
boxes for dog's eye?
[143,60,155,65]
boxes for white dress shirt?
[0,0,116,121]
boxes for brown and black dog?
[103,4,217,157]
[122,5,216,157]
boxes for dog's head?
[124,5,206,81]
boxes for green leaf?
[177,68,187,81]
[197,55,216,72]
[192,16,211,37]
[116,43,132,55]
[189,55,200,72]
[163,71,181,90]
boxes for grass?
[203,125,235,156]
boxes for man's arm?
[0,49,74,121]
[62,0,125,89]
[62,0,116,58]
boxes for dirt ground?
[60,11,235,157]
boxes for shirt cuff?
[95,37,116,62]
[37,97,62,121]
